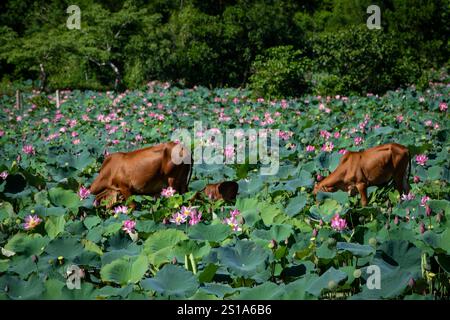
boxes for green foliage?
[0,0,446,95]
[249,45,311,98]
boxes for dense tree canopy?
[0,0,448,96]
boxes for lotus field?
[0,79,449,300]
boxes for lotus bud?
[162,217,168,224]
[31,255,38,263]
[385,221,390,230]
[312,228,318,237]
[268,239,277,249]
[394,216,399,225]
[436,212,443,223]
[425,205,432,217]
[419,222,426,234]
[408,278,415,288]
[172,257,177,264]
[284,239,289,245]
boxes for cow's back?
[359,143,409,184]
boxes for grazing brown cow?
[313,143,411,206]
[90,142,192,208]
[203,181,239,201]
[190,181,239,202]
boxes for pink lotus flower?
[396,115,404,123]
[114,205,128,215]
[224,145,235,159]
[78,186,90,200]
[439,102,448,112]
[122,220,136,234]
[316,174,323,181]
[334,132,341,139]
[22,145,35,155]
[230,209,240,218]
[180,206,194,217]
[224,217,242,232]
[0,130,5,137]
[330,214,347,231]
[73,139,80,145]
[23,215,42,230]
[161,187,176,197]
[413,176,421,183]
[321,141,334,152]
[338,149,348,155]
[424,120,433,127]
[189,211,202,226]
[401,192,415,201]
[170,212,186,225]
[420,196,430,207]
[320,130,331,140]
[415,154,428,166]
[71,131,78,137]
[306,145,315,152]
[354,137,363,145]
[0,171,8,180]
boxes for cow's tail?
[404,149,412,193]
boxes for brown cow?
[90,141,192,208]
[190,181,239,202]
[203,181,239,201]
[313,143,411,206]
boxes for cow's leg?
[356,183,368,207]
[119,185,135,210]
[167,177,177,191]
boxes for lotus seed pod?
[31,209,35,214]
[16,219,21,225]
[327,280,337,290]
[353,269,362,278]
[369,237,377,247]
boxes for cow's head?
[313,183,334,195]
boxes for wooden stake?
[56,89,60,108]
[15,90,21,110]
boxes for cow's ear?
[218,181,239,201]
